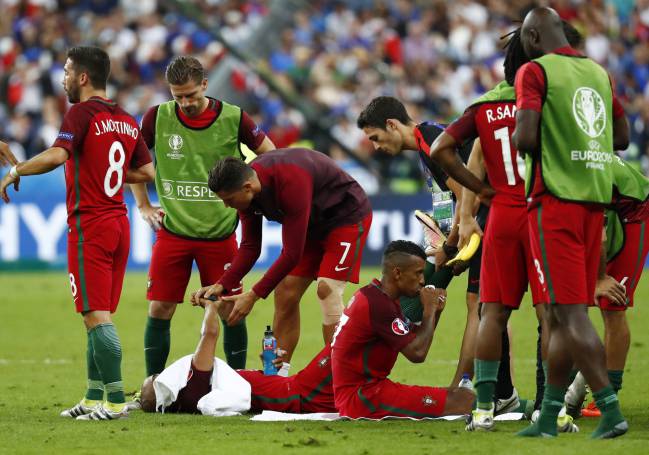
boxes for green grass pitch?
[1,269,648,454]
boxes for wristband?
[9,165,19,178]
[442,241,458,257]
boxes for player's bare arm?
[253,136,276,155]
[191,299,222,371]
[125,162,155,184]
[0,146,69,203]
[512,109,541,157]
[131,182,165,230]
[595,233,626,306]
[458,140,486,249]
[612,114,630,151]
[434,177,463,267]
[430,131,494,202]
[0,141,18,167]
[223,289,261,326]
[400,286,447,363]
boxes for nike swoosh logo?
[230,286,243,293]
[334,265,350,272]
[230,349,247,356]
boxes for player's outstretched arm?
[400,286,446,363]
[191,299,222,372]
[0,145,68,203]
[458,140,485,249]
[430,132,491,198]
[0,141,18,167]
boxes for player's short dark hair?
[140,375,158,413]
[165,56,205,85]
[383,240,427,267]
[66,46,110,90]
[503,20,583,86]
[208,157,254,193]
[357,96,412,130]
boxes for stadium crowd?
[0,0,268,161]
[2,0,649,192]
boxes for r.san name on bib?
[93,119,139,139]
[485,105,516,123]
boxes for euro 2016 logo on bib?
[572,87,606,138]
[391,318,410,336]
[169,134,183,151]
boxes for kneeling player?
[331,241,474,419]
[139,298,335,414]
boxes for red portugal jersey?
[473,101,526,206]
[331,280,416,403]
[53,97,151,227]
[445,82,527,207]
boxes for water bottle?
[432,191,454,235]
[459,373,473,390]
[262,325,278,375]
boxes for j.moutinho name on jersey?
[93,119,139,139]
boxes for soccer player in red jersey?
[139,297,335,415]
[0,46,154,420]
[430,29,553,431]
[331,240,473,419]
[193,149,372,361]
[132,56,275,376]
[357,97,517,412]
[513,8,629,438]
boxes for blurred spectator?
[0,0,268,159]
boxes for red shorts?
[67,215,130,314]
[147,229,241,302]
[528,194,604,305]
[336,379,448,419]
[599,221,649,311]
[480,203,544,308]
[237,345,335,413]
[290,213,372,283]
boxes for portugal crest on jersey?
[391,318,410,336]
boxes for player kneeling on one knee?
[331,240,474,419]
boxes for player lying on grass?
[331,240,475,419]
[139,297,336,414]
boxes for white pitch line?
[0,358,72,365]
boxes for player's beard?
[65,80,81,104]
[181,105,199,117]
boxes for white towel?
[154,354,251,417]
[250,411,524,422]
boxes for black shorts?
[467,204,489,294]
